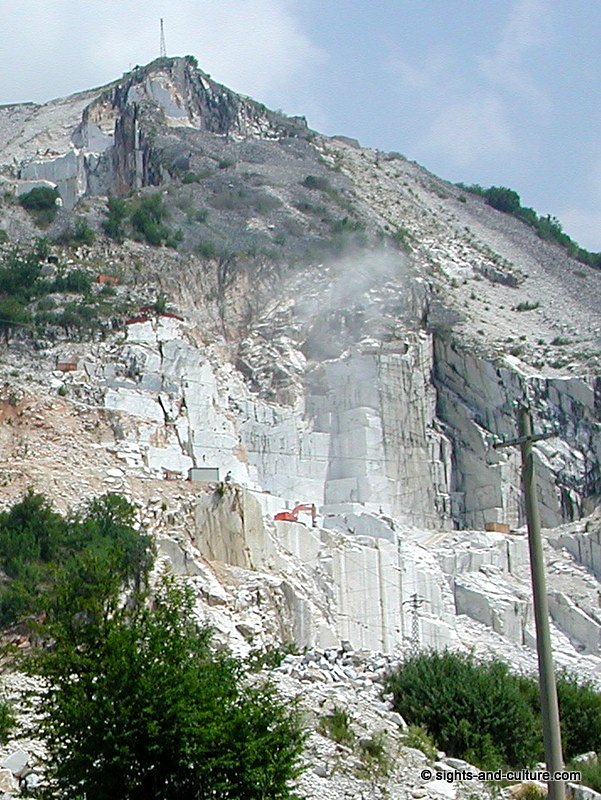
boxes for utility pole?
[493,405,565,800]
[160,18,167,58]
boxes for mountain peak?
[0,56,308,207]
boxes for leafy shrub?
[390,226,413,252]
[251,192,282,213]
[402,724,438,760]
[36,295,55,311]
[246,643,299,672]
[331,216,363,234]
[515,301,540,312]
[359,732,391,777]
[388,652,601,771]
[0,698,14,744]
[457,183,601,269]
[52,268,92,294]
[54,218,95,247]
[189,207,209,223]
[0,248,43,301]
[218,158,235,169]
[318,706,354,747]
[102,197,128,242]
[130,195,168,245]
[152,294,167,313]
[302,175,331,191]
[484,186,521,214]
[196,241,217,258]
[513,784,546,800]
[556,673,601,759]
[576,756,601,794]
[19,187,59,211]
[551,336,570,346]
[19,186,60,226]
[0,296,30,342]
[293,199,327,217]
[30,575,305,800]
[210,189,251,211]
[0,229,8,244]
[386,651,541,769]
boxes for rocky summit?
[0,56,599,798]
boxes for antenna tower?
[159,18,167,58]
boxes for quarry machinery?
[274,503,317,527]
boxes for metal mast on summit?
[160,18,167,58]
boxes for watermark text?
[420,768,581,783]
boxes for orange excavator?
[274,503,317,527]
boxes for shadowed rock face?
[2,57,309,205]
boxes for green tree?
[0,296,29,343]
[0,491,153,627]
[30,576,305,800]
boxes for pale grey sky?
[2,0,600,251]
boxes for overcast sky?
[2,0,600,250]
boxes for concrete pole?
[519,406,565,800]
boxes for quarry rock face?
[0,56,600,797]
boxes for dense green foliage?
[19,187,60,226]
[0,492,304,798]
[0,491,153,627]
[387,651,541,769]
[0,243,127,342]
[318,706,355,746]
[458,183,601,268]
[556,674,601,759]
[30,573,304,800]
[302,175,332,192]
[0,247,42,341]
[386,650,601,770]
[103,193,182,248]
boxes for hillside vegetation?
[0,491,304,800]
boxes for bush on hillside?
[19,187,60,226]
[102,197,128,242]
[386,650,601,771]
[484,186,521,214]
[30,575,305,799]
[386,650,541,769]
[456,182,601,269]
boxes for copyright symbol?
[421,769,432,781]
